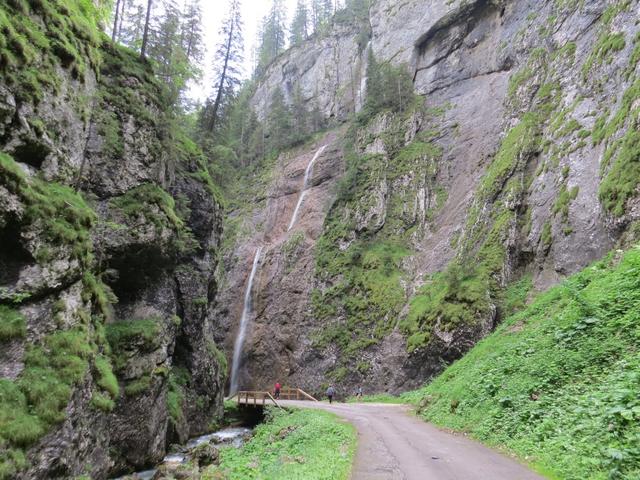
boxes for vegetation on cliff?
[0,0,228,476]
[407,247,640,480]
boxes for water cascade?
[287,145,328,231]
[229,246,263,394]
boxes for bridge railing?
[277,387,318,402]
[235,390,282,409]
[233,387,318,408]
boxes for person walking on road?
[326,385,335,404]
[274,382,281,399]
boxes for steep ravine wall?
[218,0,640,396]
[0,3,225,478]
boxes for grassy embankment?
[203,407,356,480]
[351,247,640,479]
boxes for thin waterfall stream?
[229,246,263,395]
[287,144,328,231]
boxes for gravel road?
[278,400,545,480]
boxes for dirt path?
[278,400,544,480]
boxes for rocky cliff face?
[0,3,225,478]
[218,0,640,396]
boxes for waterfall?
[229,246,263,395]
[287,145,328,231]
[356,40,372,112]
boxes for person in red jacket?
[274,382,281,399]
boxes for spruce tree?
[119,2,145,50]
[291,85,309,142]
[116,0,127,41]
[289,0,309,46]
[206,0,244,134]
[140,0,153,58]
[267,87,293,151]
[256,0,287,74]
[111,0,122,42]
[310,0,332,32]
[181,0,205,67]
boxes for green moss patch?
[106,317,162,357]
[0,153,96,269]
[124,375,152,397]
[0,327,96,476]
[167,367,190,426]
[94,354,119,399]
[0,0,107,104]
[0,306,26,341]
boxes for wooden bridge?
[230,387,318,409]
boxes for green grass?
[90,392,115,412]
[582,32,626,77]
[93,354,119,398]
[345,393,404,404]
[110,183,184,232]
[167,367,190,426]
[106,318,162,355]
[124,375,152,397]
[406,246,640,480]
[0,327,96,476]
[0,306,27,341]
[203,408,356,480]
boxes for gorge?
[1,0,640,478]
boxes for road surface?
[278,400,544,480]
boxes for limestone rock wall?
[0,7,225,479]
[220,0,640,396]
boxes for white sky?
[192,0,298,101]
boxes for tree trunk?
[140,0,153,59]
[209,20,234,133]
[111,0,121,42]
[117,0,127,41]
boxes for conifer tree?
[205,0,244,134]
[111,0,122,41]
[256,0,287,74]
[289,0,309,46]
[310,0,332,32]
[181,0,204,66]
[363,48,414,117]
[267,87,293,151]
[119,2,145,50]
[290,85,309,142]
[140,0,153,58]
[116,0,127,41]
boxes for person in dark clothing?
[274,382,281,399]
[326,385,335,404]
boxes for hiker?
[356,386,363,399]
[274,382,281,399]
[326,385,335,404]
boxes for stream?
[114,426,252,479]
